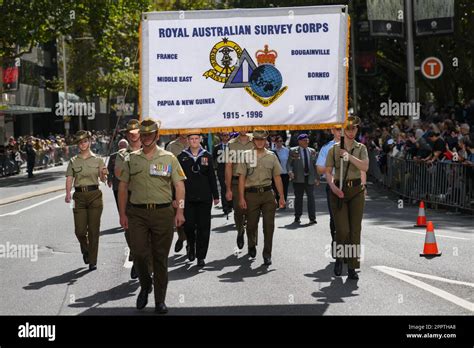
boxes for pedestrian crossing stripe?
[223,49,257,89]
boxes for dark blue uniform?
[178,147,219,262]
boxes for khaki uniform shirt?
[166,139,187,157]
[227,136,255,177]
[115,146,134,190]
[114,146,131,176]
[236,149,281,188]
[66,153,105,187]
[325,141,368,180]
[119,146,186,204]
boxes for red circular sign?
[421,57,443,79]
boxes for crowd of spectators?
[0,130,113,177]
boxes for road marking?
[373,266,474,312]
[123,248,133,268]
[375,266,474,287]
[0,193,65,217]
[380,226,470,240]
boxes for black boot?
[348,268,359,280]
[334,259,342,276]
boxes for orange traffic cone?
[420,221,442,258]
[414,201,427,227]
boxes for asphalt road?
[0,164,473,315]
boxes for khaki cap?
[252,129,269,140]
[74,130,92,144]
[345,116,361,129]
[139,118,161,134]
[126,119,140,133]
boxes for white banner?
[140,6,350,134]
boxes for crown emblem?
[255,45,278,65]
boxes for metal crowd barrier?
[0,141,111,177]
[383,156,474,212]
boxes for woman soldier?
[325,116,369,280]
[65,130,108,271]
[177,132,219,267]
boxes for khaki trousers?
[72,190,103,265]
[329,186,365,269]
[128,205,174,303]
[245,190,277,258]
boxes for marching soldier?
[325,116,369,280]
[316,127,342,257]
[225,131,255,250]
[237,130,285,266]
[114,119,144,280]
[118,118,186,314]
[178,133,219,267]
[65,130,107,271]
[108,139,129,210]
[166,134,188,253]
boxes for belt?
[334,179,362,188]
[75,185,99,192]
[245,185,272,193]
[131,202,172,209]
[232,176,239,180]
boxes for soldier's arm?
[118,156,130,220]
[65,159,74,203]
[174,180,185,226]
[118,181,129,217]
[348,146,369,172]
[207,156,220,201]
[238,174,246,209]
[235,162,246,208]
[114,152,124,178]
[273,175,285,206]
[65,176,73,203]
[225,162,233,191]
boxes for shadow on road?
[23,267,89,290]
[69,280,140,308]
[77,302,329,315]
[212,223,236,233]
[305,263,359,304]
[0,171,65,188]
[100,226,124,236]
[168,253,275,283]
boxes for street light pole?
[350,9,358,115]
[405,0,417,128]
[61,35,71,136]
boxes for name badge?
[150,164,171,176]
[201,157,208,166]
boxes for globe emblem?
[249,65,283,98]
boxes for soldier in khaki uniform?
[165,134,188,253]
[237,130,285,266]
[65,130,107,271]
[325,116,369,280]
[225,131,255,250]
[118,119,186,314]
[114,119,145,280]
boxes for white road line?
[379,226,470,240]
[375,266,474,287]
[123,248,133,268]
[0,193,65,217]
[373,266,474,312]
